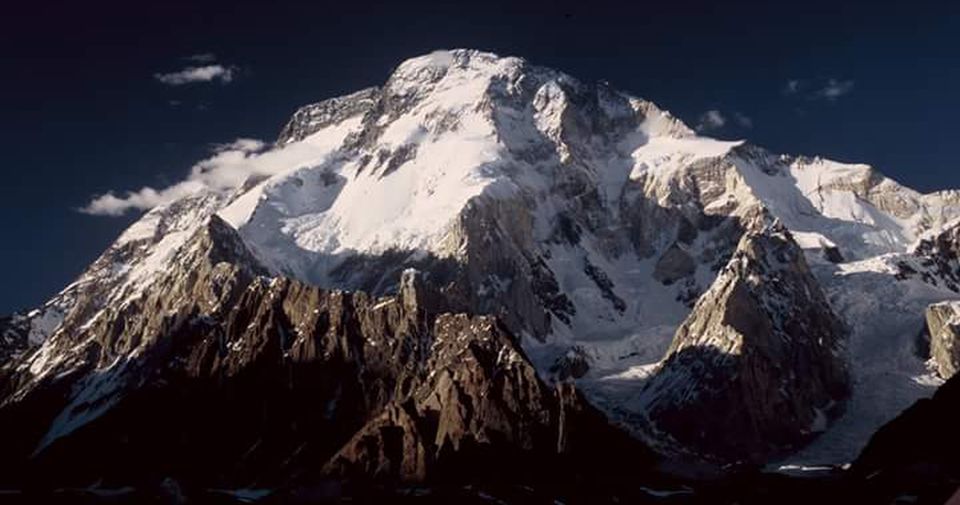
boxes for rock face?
[897,221,960,292]
[924,301,960,378]
[653,243,697,285]
[641,210,850,462]
[0,190,228,372]
[895,221,960,376]
[0,214,651,495]
[0,315,28,362]
[277,87,380,146]
[322,313,650,487]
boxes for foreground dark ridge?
[0,217,661,500]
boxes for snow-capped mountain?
[3,49,960,497]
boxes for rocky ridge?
[0,213,652,498]
[640,209,849,462]
[925,301,960,378]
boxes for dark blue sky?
[2,0,958,313]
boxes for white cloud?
[783,78,855,100]
[734,111,753,128]
[696,110,726,131]
[80,182,207,216]
[185,53,217,63]
[819,78,855,100]
[80,137,350,216]
[784,79,801,95]
[81,139,265,215]
[215,138,266,152]
[154,64,236,85]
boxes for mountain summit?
[2,49,959,500]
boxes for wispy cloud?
[80,137,350,216]
[818,78,855,100]
[184,53,217,63]
[695,109,752,132]
[782,78,855,101]
[783,79,801,95]
[81,139,266,216]
[733,111,753,128]
[80,184,204,216]
[154,64,236,85]
[696,110,726,132]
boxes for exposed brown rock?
[641,211,850,462]
[0,215,653,494]
[653,242,697,285]
[925,301,960,378]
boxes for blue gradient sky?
[2,0,959,313]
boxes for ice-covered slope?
[5,49,960,468]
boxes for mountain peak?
[389,49,519,79]
[3,52,959,483]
